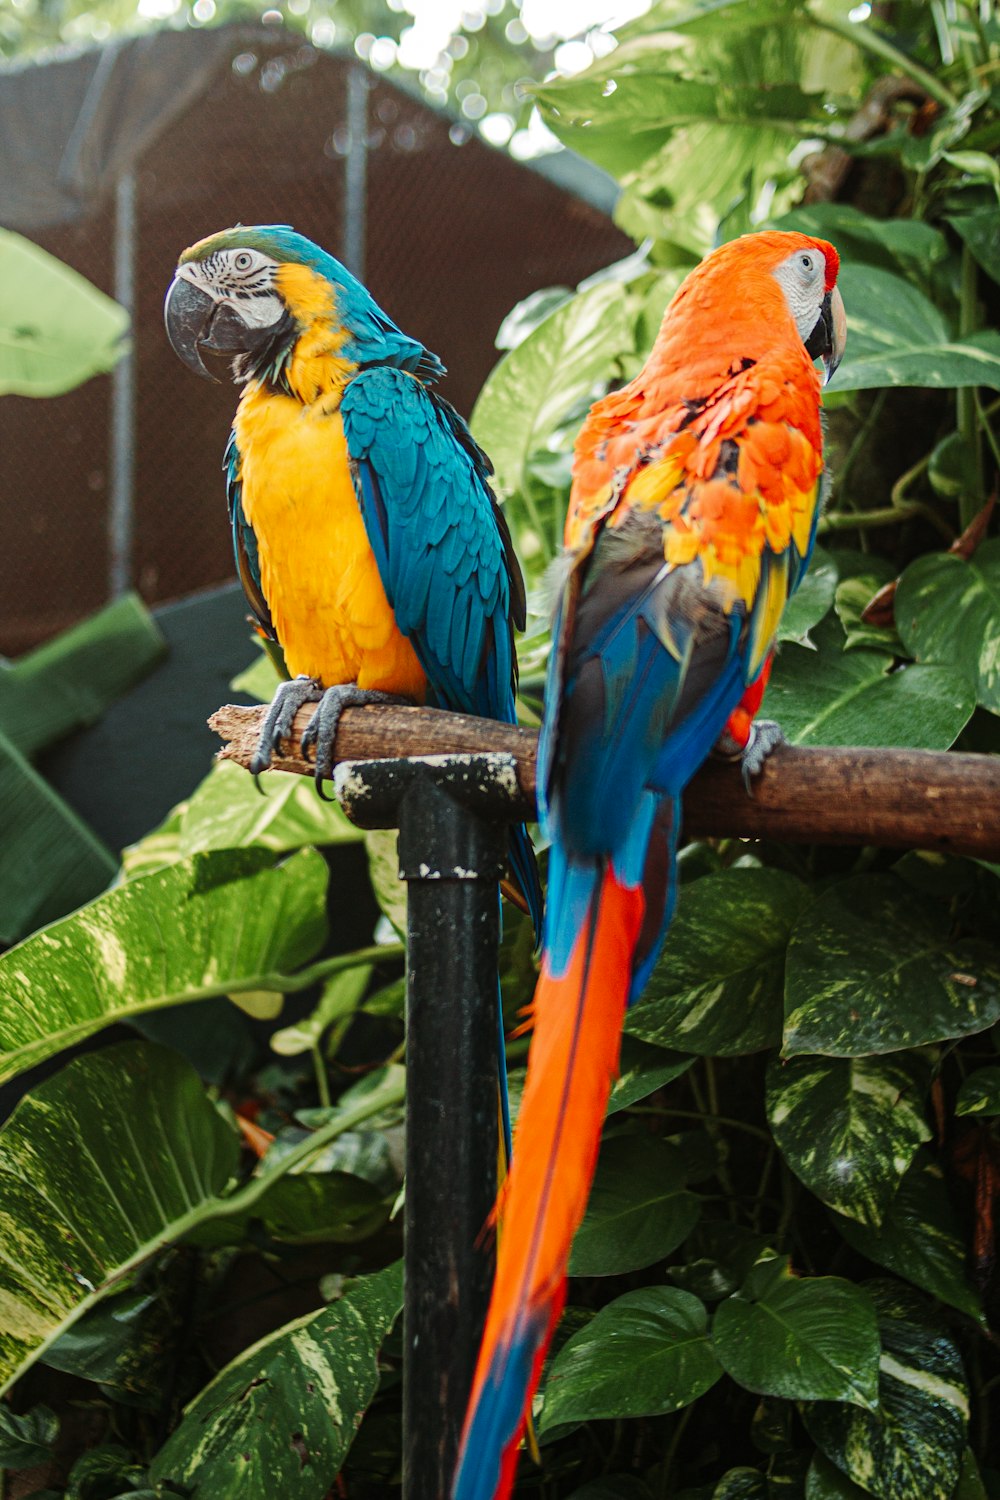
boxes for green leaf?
[0,847,328,1086]
[150,1262,403,1498]
[0,1041,240,1396]
[471,280,632,506]
[179,760,362,856]
[41,1284,169,1407]
[64,1443,148,1498]
[230,646,284,702]
[895,539,1000,714]
[766,1052,931,1226]
[713,1255,880,1408]
[667,1221,771,1304]
[829,262,1000,393]
[192,1110,399,1247]
[120,804,185,881]
[363,827,406,935]
[777,547,837,645]
[569,1136,700,1276]
[783,874,1000,1056]
[712,1470,767,1500]
[607,1035,694,1115]
[195,1166,390,1249]
[956,1066,1000,1116]
[804,1283,969,1500]
[272,963,374,1057]
[539,1287,721,1432]
[805,1452,872,1500]
[0,729,117,946]
[954,1449,989,1500]
[496,285,574,350]
[777,205,948,291]
[0,1402,59,1469]
[947,208,1000,287]
[0,594,166,758]
[831,1152,982,1321]
[829,553,903,655]
[626,870,811,1056]
[0,229,128,396]
[534,2,852,252]
[763,621,974,750]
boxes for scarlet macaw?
[453,230,846,1499]
[164,227,542,1156]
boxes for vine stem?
[659,1404,695,1500]
[975,390,1000,476]
[627,1105,771,1142]
[311,1042,332,1108]
[958,242,984,531]
[819,501,951,537]
[227,941,405,997]
[832,389,888,502]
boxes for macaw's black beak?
[164,275,254,382]
[804,285,847,385]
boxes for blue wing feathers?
[342,368,516,723]
[342,366,542,935]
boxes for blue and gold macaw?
[163,222,541,975]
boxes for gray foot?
[301,685,411,795]
[739,719,784,792]
[250,675,323,775]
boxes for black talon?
[250,675,323,775]
[299,684,412,794]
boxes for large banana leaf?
[0,594,166,759]
[0,1040,405,1398]
[0,730,116,947]
[0,230,129,396]
[150,1261,403,1498]
[0,847,328,1086]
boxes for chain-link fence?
[0,25,630,653]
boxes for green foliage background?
[3,2,1000,1497]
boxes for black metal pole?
[335,753,522,1500]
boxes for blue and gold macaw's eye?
[165,245,287,380]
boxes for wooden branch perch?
[209,702,1000,860]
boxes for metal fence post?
[335,752,523,1500]
[109,168,137,599]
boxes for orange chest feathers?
[231,384,426,699]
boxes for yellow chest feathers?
[231,383,426,699]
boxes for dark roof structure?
[0,25,630,652]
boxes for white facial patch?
[771,248,827,343]
[176,249,285,330]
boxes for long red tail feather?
[452,864,644,1499]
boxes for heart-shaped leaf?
[539,1287,721,1432]
[627,869,810,1056]
[713,1255,880,1408]
[831,1152,982,1321]
[766,1052,931,1226]
[783,874,1000,1057]
[804,1283,968,1500]
[827,263,1000,393]
[569,1136,700,1276]
[895,539,1000,714]
[763,621,974,750]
